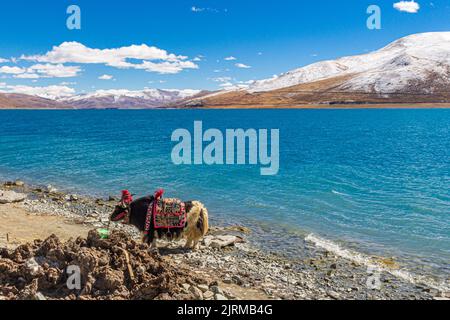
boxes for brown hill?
[0,93,73,109]
[187,73,450,108]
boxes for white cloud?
[0,85,75,99]
[191,6,205,12]
[60,81,77,86]
[0,58,9,63]
[212,76,233,83]
[393,1,420,13]
[235,63,252,69]
[219,82,235,88]
[191,6,225,13]
[136,60,198,74]
[20,42,198,75]
[0,64,80,79]
[224,56,237,61]
[15,73,40,79]
[28,64,81,78]
[98,74,114,80]
[0,66,25,74]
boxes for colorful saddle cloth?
[153,198,187,229]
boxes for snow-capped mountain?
[185,32,450,107]
[247,32,450,94]
[61,89,204,109]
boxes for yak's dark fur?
[111,196,196,245]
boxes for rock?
[206,235,240,249]
[14,180,25,187]
[203,291,214,300]
[327,291,341,300]
[225,226,251,234]
[108,196,118,202]
[433,296,450,301]
[181,283,191,291]
[197,284,209,293]
[34,292,47,300]
[65,194,78,202]
[223,277,233,284]
[0,190,27,204]
[215,294,228,300]
[46,185,58,193]
[210,285,223,295]
[25,258,42,276]
[190,286,204,300]
[232,275,244,286]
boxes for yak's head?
[109,190,133,223]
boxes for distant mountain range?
[0,89,209,109]
[1,32,449,109]
[60,89,208,109]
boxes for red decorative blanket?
[153,198,187,230]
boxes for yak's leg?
[184,238,193,249]
[150,237,157,249]
[147,232,159,253]
[141,232,148,244]
[192,239,200,251]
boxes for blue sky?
[0,0,449,96]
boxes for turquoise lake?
[0,109,449,284]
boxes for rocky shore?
[0,180,448,300]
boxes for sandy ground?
[0,203,91,249]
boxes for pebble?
[203,291,214,300]
[25,258,42,276]
[181,283,191,291]
[46,185,58,193]
[14,180,25,187]
[204,235,240,249]
[34,292,47,301]
[215,294,228,300]
[327,291,341,300]
[189,286,204,300]
[197,284,210,293]
[0,190,27,204]
[210,285,223,295]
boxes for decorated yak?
[110,190,209,250]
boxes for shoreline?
[1,179,449,300]
[1,103,450,110]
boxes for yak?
[109,190,209,251]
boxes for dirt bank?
[0,230,208,300]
